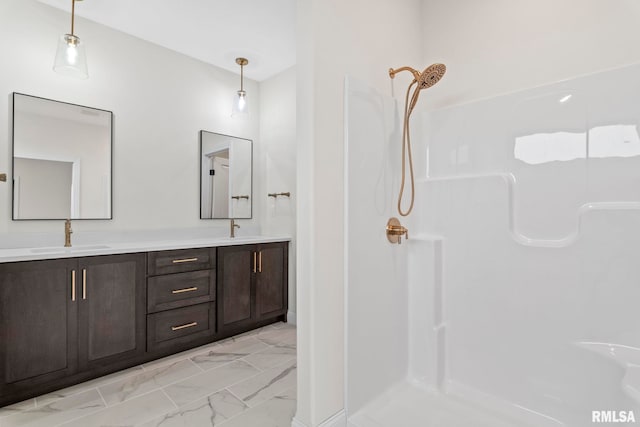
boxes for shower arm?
[389,66,421,81]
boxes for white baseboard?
[291,410,346,427]
[287,310,297,325]
[322,411,346,427]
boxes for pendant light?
[233,57,249,115]
[53,0,88,79]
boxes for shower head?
[388,63,447,89]
[389,63,446,113]
[417,63,446,89]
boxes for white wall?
[295,1,423,425]
[259,66,297,322]
[0,0,260,235]
[422,0,640,109]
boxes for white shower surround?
[345,62,640,426]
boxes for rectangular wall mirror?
[12,93,113,220]
[200,131,252,219]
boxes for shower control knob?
[386,217,408,245]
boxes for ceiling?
[37,0,296,82]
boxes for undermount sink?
[30,245,112,254]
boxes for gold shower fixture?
[389,63,446,217]
[386,217,408,244]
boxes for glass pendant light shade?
[233,90,248,115]
[232,57,249,116]
[54,34,88,79]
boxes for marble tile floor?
[0,322,297,427]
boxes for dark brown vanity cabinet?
[0,254,146,404]
[146,248,217,354]
[218,242,288,334]
[0,241,288,407]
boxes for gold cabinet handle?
[71,270,76,302]
[82,269,87,300]
[258,251,262,273]
[171,287,198,294]
[253,251,257,273]
[172,257,198,264]
[171,322,198,331]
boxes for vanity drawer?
[147,248,215,275]
[148,270,215,313]
[147,303,216,352]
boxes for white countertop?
[0,236,291,263]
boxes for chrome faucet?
[64,219,73,247]
[230,218,240,238]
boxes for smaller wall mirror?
[12,93,113,220]
[200,131,253,219]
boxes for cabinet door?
[0,259,78,390]
[77,254,146,370]
[255,243,288,321]
[218,245,255,331]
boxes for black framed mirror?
[200,131,252,219]
[12,93,113,220]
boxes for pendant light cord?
[397,80,418,217]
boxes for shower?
[349,61,640,427]
[386,64,446,243]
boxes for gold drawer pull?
[253,252,257,273]
[71,270,76,301]
[171,322,198,331]
[172,257,198,264]
[171,286,198,294]
[82,269,87,300]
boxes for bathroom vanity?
[0,237,289,407]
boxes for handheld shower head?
[389,63,447,89]
[407,63,446,114]
[389,63,447,114]
[418,63,446,89]
[388,62,447,217]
